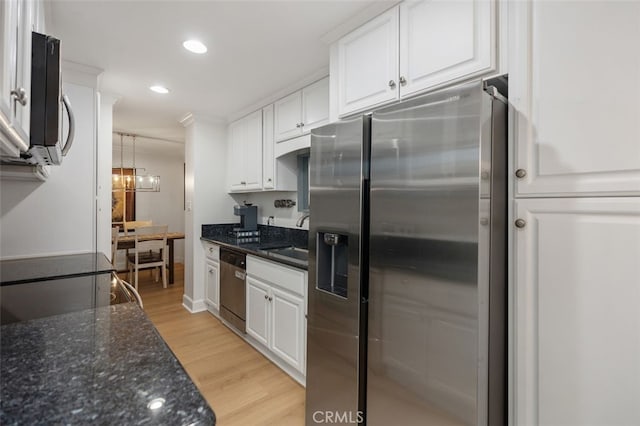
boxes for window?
[297,154,310,212]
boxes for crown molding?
[319,1,400,45]
[227,66,329,123]
[62,61,104,89]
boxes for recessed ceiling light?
[149,85,169,94]
[183,39,207,54]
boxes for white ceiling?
[48,0,383,143]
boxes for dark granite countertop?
[201,224,308,270]
[0,302,215,425]
[1,252,115,285]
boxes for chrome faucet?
[296,213,310,228]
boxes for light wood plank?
[125,265,305,426]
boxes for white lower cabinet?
[513,197,640,425]
[246,276,270,346]
[204,259,220,314]
[203,242,220,315]
[246,255,307,379]
[270,286,305,372]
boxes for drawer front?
[247,255,305,297]
[203,242,220,261]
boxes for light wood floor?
[126,265,306,426]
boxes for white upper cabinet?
[336,6,399,116]
[227,110,263,192]
[335,0,496,117]
[274,90,302,142]
[274,77,329,142]
[399,0,494,98]
[262,104,275,190]
[301,77,330,133]
[0,0,36,157]
[511,1,640,196]
[513,197,640,426]
[261,104,297,192]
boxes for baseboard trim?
[182,294,207,313]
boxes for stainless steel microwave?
[2,32,75,167]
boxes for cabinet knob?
[268,296,273,302]
[515,169,527,178]
[295,123,300,128]
[300,122,304,127]
[267,178,272,182]
[10,88,27,106]
[240,181,246,185]
[264,294,268,300]
[515,219,526,228]
[399,76,407,86]
[209,247,213,252]
[388,80,396,89]
[208,268,213,273]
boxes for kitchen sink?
[266,246,308,262]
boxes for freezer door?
[306,116,368,424]
[367,81,504,426]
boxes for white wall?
[231,191,308,230]
[182,114,236,312]
[0,67,101,259]
[97,94,117,257]
[112,138,185,264]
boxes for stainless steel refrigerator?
[306,79,507,425]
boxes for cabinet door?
[513,198,640,426]
[246,276,270,347]
[262,105,275,189]
[274,90,302,142]
[14,0,34,138]
[337,6,399,117]
[511,1,640,196]
[301,77,329,133]
[227,119,246,191]
[399,0,494,98]
[244,110,263,190]
[0,0,29,157]
[0,0,18,124]
[270,286,305,372]
[204,260,220,313]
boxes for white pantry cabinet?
[274,77,329,142]
[510,1,640,196]
[246,255,307,376]
[203,242,220,315]
[513,197,640,426]
[227,110,262,192]
[0,0,41,158]
[335,0,496,117]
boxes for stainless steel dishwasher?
[219,247,246,333]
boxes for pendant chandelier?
[112,133,161,192]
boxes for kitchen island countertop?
[0,302,215,425]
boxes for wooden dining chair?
[111,225,120,265]
[123,220,153,236]
[126,225,168,291]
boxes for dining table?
[116,232,185,284]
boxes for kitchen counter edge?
[200,237,308,271]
